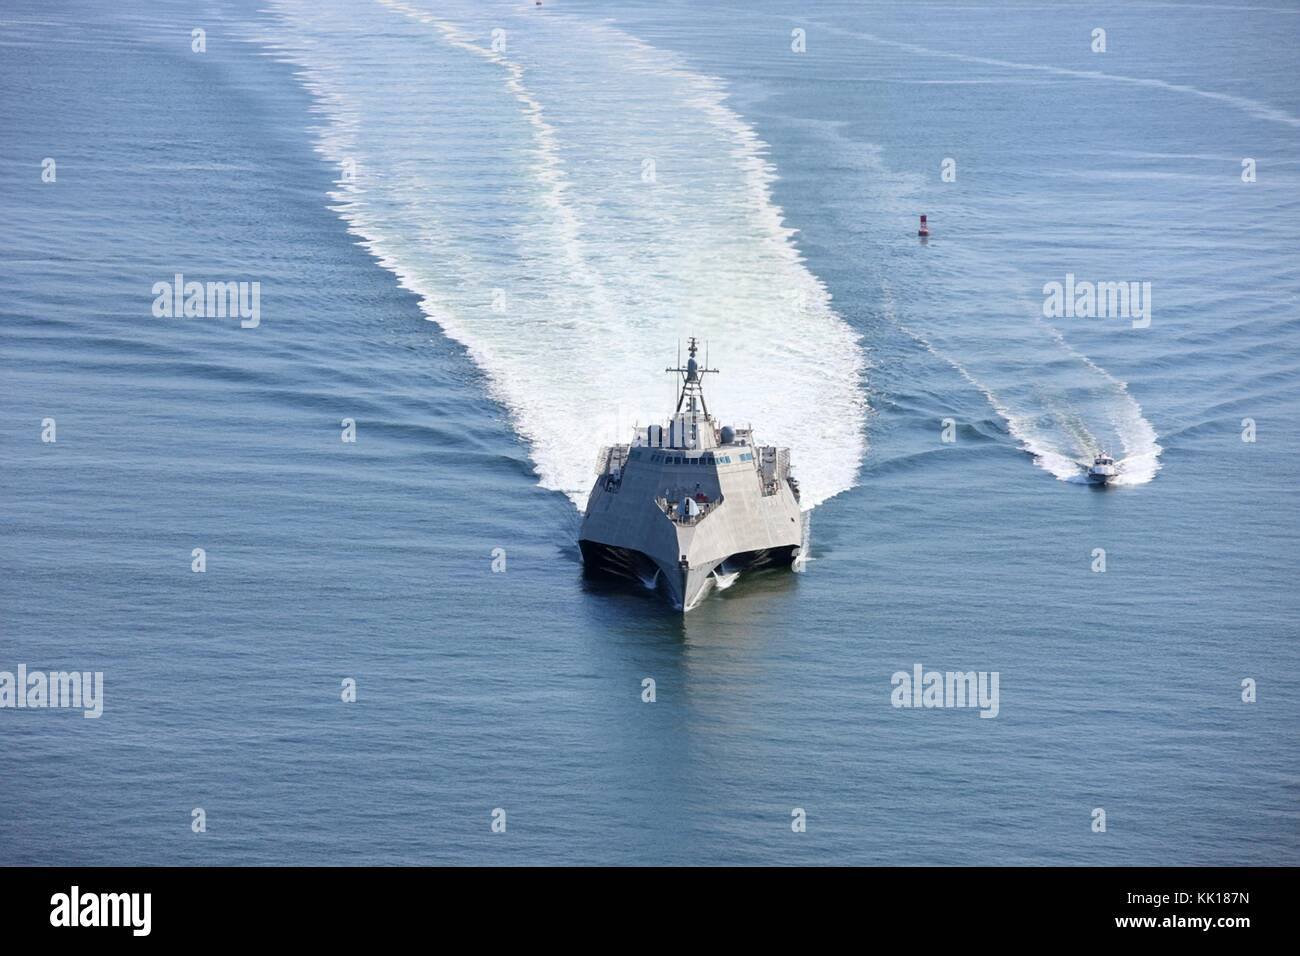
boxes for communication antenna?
[666,336,719,416]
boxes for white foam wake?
[803,18,1300,130]
[259,0,867,509]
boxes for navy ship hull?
[580,539,801,609]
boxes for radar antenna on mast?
[666,336,719,416]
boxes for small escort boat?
[1086,452,1119,485]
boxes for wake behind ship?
[579,339,803,612]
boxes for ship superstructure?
[578,339,802,611]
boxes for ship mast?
[666,337,718,418]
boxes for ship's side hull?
[580,539,801,611]
[578,540,660,587]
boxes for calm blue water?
[2,0,1297,865]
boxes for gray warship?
[579,338,803,612]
